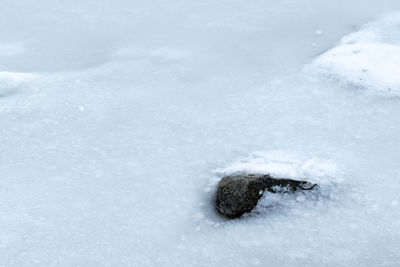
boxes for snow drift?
[309,12,400,97]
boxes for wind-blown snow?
[309,12,400,97]
[1,1,400,266]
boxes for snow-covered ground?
[308,12,400,97]
[1,1,400,266]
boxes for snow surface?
[308,12,400,97]
[1,1,400,266]
[214,150,341,185]
[0,72,36,96]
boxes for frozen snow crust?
[309,12,400,97]
[1,0,400,266]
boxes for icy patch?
[308,12,400,97]
[110,47,187,64]
[214,150,341,186]
[0,43,24,57]
[0,72,36,96]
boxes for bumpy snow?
[1,1,400,266]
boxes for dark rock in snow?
[215,174,318,218]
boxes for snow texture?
[0,72,36,96]
[309,12,400,97]
[1,0,400,266]
[214,150,341,185]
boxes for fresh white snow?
[309,12,400,97]
[214,150,340,185]
[1,1,400,266]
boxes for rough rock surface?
[216,174,317,218]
